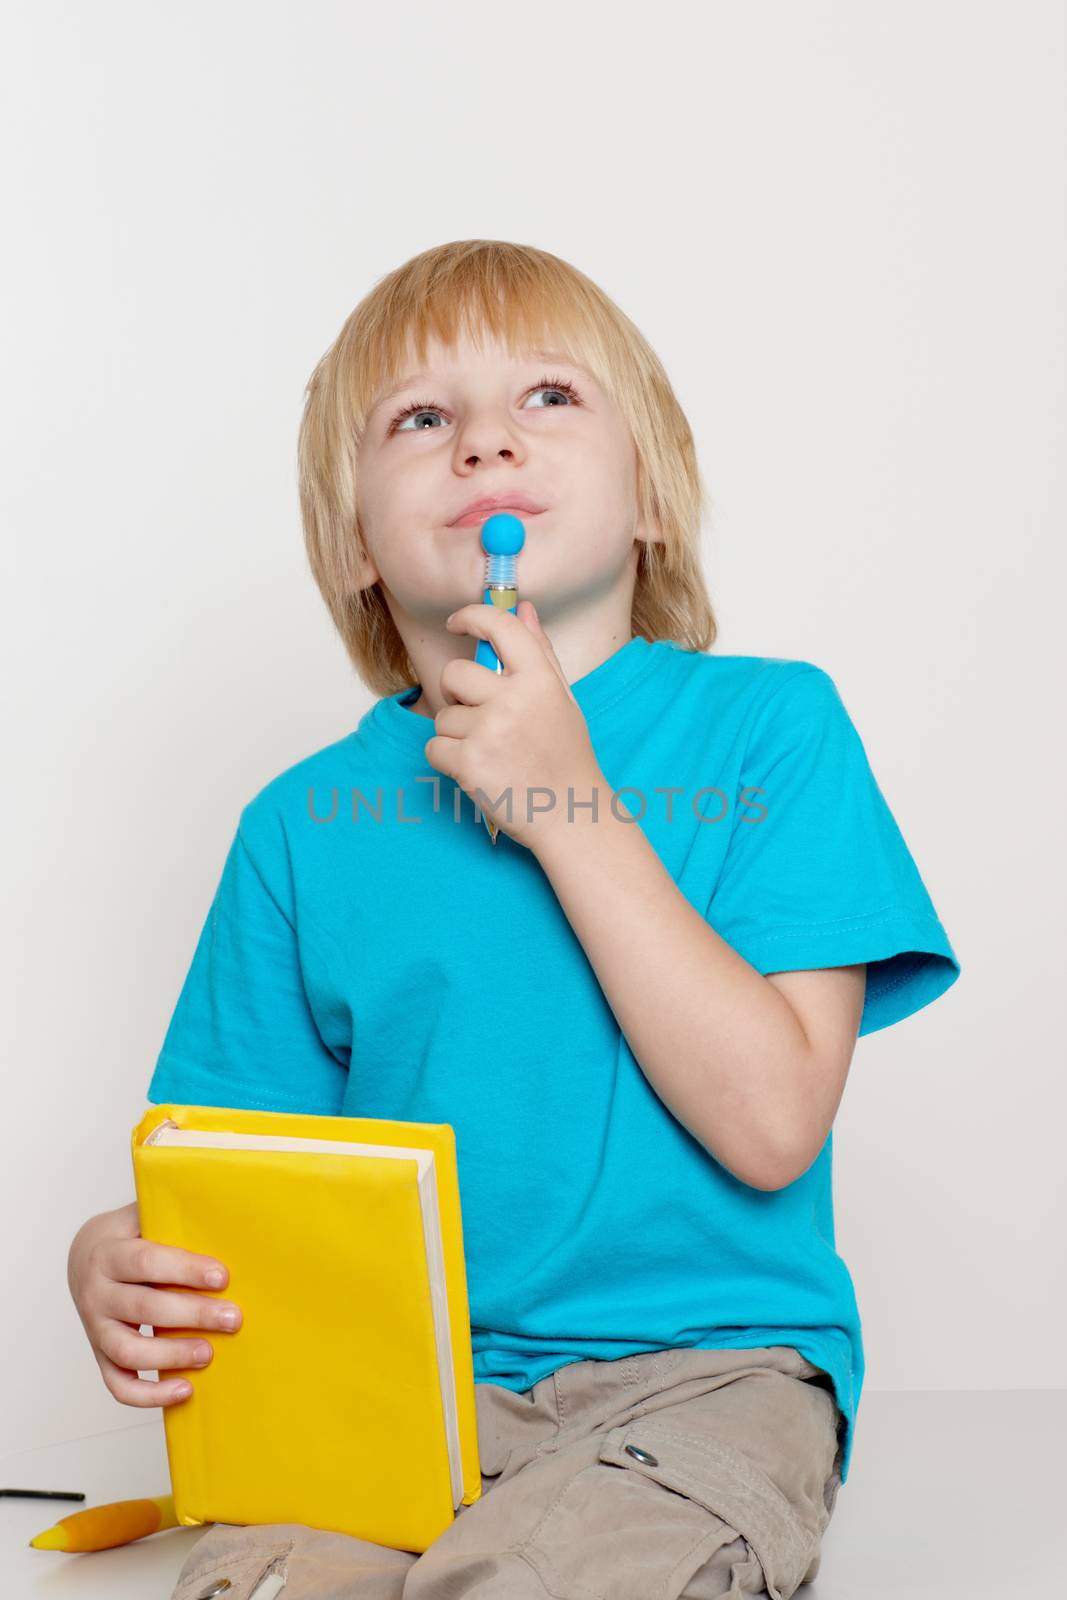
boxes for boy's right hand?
[67,1200,243,1408]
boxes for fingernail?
[217,1307,240,1329]
[205,1269,225,1287]
[193,1343,211,1364]
[445,612,456,625]
[173,1382,192,1398]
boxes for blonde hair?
[297,240,717,697]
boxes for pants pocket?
[594,1419,820,1600]
[171,1529,294,1600]
[513,1452,742,1600]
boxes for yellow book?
[130,1103,482,1553]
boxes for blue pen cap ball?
[480,512,526,555]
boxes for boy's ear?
[633,509,667,548]
[348,533,381,592]
[629,438,667,548]
[350,556,381,592]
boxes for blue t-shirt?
[146,636,961,1484]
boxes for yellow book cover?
[130,1103,482,1553]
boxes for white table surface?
[3,1390,1065,1598]
[1,1416,201,1598]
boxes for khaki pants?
[169,1345,844,1600]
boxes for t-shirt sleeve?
[705,665,961,1037]
[145,815,349,1113]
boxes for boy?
[68,240,960,1598]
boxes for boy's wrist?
[528,771,626,867]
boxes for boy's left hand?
[425,600,604,851]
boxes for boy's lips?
[449,508,546,528]
[447,494,547,526]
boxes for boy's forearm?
[531,776,816,1191]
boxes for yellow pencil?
[29,1492,178,1551]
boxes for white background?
[2,1,1063,1461]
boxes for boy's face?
[353,328,659,626]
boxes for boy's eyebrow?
[371,351,596,414]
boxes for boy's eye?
[388,376,581,435]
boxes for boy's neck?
[394,596,637,722]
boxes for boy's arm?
[532,782,865,1192]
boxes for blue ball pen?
[474,512,526,845]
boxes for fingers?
[90,1281,243,1399]
[89,1284,244,1409]
[69,1221,242,1412]
[94,1347,195,1409]
[439,654,500,706]
[107,1281,242,1334]
[96,1319,217,1379]
[445,603,540,674]
[95,1235,230,1293]
[81,1247,243,1413]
